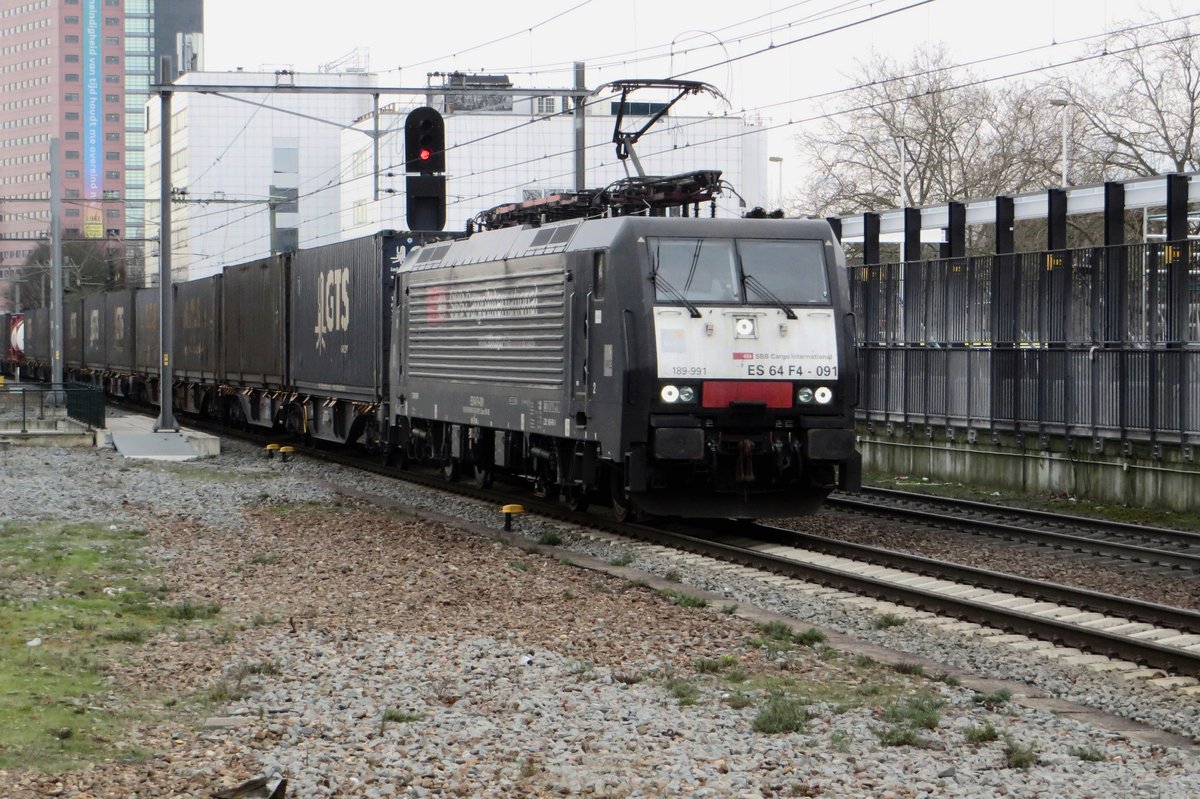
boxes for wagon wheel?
[442,458,460,482]
[472,464,493,489]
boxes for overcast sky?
[201,0,1193,192]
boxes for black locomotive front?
[605,218,861,518]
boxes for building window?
[65,73,79,82]
[105,151,120,161]
[65,228,80,236]
[65,54,79,63]
[105,93,118,103]
[105,170,120,179]
[65,150,80,160]
[105,0,120,5]
[64,15,79,24]
[65,189,80,198]
[105,17,119,26]
[65,131,80,140]
[105,35,120,46]
[64,34,79,43]
[104,55,119,65]
[106,209,121,218]
[65,208,80,217]
[105,113,120,123]
[65,0,80,4]
[536,97,557,114]
[105,132,119,141]
[66,111,80,121]
[104,75,119,84]
[65,170,80,179]
[65,93,80,102]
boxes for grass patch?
[750,621,825,649]
[608,551,635,567]
[752,695,808,734]
[883,694,943,730]
[830,730,853,753]
[667,679,700,707]
[382,708,422,724]
[932,672,961,687]
[508,560,530,572]
[0,521,188,771]
[656,589,708,608]
[537,532,562,546]
[877,726,928,747]
[891,661,924,677]
[873,613,908,630]
[720,603,738,615]
[663,568,683,582]
[694,655,739,674]
[1004,736,1038,769]
[165,601,221,621]
[972,689,1012,710]
[1071,745,1104,762]
[964,722,1000,743]
[613,671,644,685]
[247,553,279,566]
[724,691,754,709]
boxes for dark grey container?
[222,255,288,387]
[290,231,399,401]
[25,307,48,363]
[83,293,107,369]
[174,276,221,380]
[134,288,160,375]
[64,298,84,368]
[104,289,137,374]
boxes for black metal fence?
[0,382,106,432]
[850,240,1200,452]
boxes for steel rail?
[825,493,1200,571]
[619,522,1200,677]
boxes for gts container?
[285,232,402,445]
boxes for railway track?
[119,407,1200,679]
[825,486,1200,573]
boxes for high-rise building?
[0,0,202,304]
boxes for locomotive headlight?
[814,386,833,404]
[734,317,757,338]
[797,386,814,404]
[678,386,696,403]
[660,385,681,403]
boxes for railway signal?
[404,106,446,231]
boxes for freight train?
[15,216,861,519]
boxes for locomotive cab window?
[737,239,829,304]
[649,238,739,303]
[648,237,829,306]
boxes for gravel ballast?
[1,437,1199,798]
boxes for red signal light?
[419,148,433,161]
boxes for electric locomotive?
[389,215,860,520]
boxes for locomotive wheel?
[442,458,460,482]
[564,488,589,513]
[472,464,493,489]
[610,471,638,523]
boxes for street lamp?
[1050,98,1071,187]
[768,156,783,210]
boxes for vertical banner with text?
[82,0,103,238]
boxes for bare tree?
[1065,13,1200,178]
[796,46,1061,219]
[11,239,123,309]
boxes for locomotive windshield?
[649,237,829,305]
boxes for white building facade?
[145,72,770,281]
